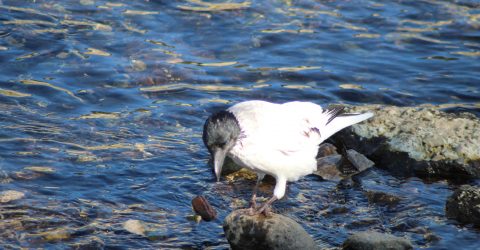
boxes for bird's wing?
[229,101,324,153]
[229,101,373,154]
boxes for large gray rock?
[332,104,480,179]
[343,231,412,250]
[445,185,480,226]
[223,210,318,250]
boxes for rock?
[317,143,338,158]
[314,154,343,181]
[0,190,25,203]
[220,157,243,175]
[24,166,55,173]
[346,149,374,172]
[123,219,146,236]
[226,168,257,182]
[332,104,480,180]
[40,229,71,242]
[365,190,401,207]
[191,195,217,221]
[445,185,480,226]
[343,231,413,250]
[224,210,318,250]
[345,218,381,229]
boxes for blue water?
[0,0,479,248]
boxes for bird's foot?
[254,203,273,217]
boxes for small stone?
[314,154,343,181]
[346,149,374,172]
[0,190,25,203]
[445,185,480,226]
[343,231,413,250]
[123,219,146,236]
[224,210,318,250]
[192,196,217,221]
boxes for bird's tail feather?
[321,112,373,140]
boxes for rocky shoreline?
[331,104,480,180]
[220,104,480,249]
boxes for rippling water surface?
[1,0,479,248]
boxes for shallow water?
[0,0,479,248]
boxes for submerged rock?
[365,190,402,207]
[445,185,480,226]
[343,231,413,250]
[123,219,146,236]
[224,210,318,250]
[333,104,480,180]
[0,190,25,203]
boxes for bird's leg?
[255,196,277,216]
[249,173,264,210]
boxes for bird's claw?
[236,204,273,217]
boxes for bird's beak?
[213,149,227,182]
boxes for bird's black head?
[203,110,240,181]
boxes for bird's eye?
[218,142,226,148]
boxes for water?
[0,0,479,248]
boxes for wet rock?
[332,104,480,180]
[32,229,71,242]
[69,236,104,249]
[191,195,217,221]
[24,166,55,173]
[343,231,413,250]
[226,168,257,182]
[43,229,71,242]
[123,219,146,236]
[345,218,381,229]
[346,149,374,172]
[224,210,318,250]
[365,190,401,207]
[314,154,343,181]
[445,185,480,226]
[0,190,25,203]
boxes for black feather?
[203,110,241,153]
[325,106,345,125]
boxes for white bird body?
[203,100,373,214]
